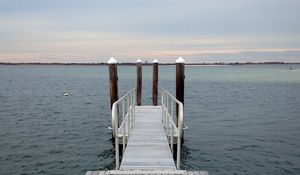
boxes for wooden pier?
[86,58,208,175]
[86,105,209,175]
[120,106,175,170]
[86,89,208,175]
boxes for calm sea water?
[0,64,299,175]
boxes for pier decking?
[120,106,175,170]
[86,88,208,175]
[86,170,209,175]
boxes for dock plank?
[86,105,209,175]
[86,171,208,175]
[120,106,176,170]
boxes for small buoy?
[183,126,189,130]
[64,92,69,96]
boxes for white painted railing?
[161,88,184,169]
[111,88,136,169]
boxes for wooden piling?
[176,57,185,126]
[108,57,118,109]
[152,59,158,106]
[136,59,142,106]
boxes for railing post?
[171,100,174,154]
[166,94,169,137]
[136,59,142,106]
[130,93,133,128]
[115,136,119,169]
[177,103,183,169]
[112,103,119,169]
[133,89,136,122]
[122,100,125,154]
[176,57,185,126]
[152,59,158,106]
[128,95,132,131]
[161,90,164,125]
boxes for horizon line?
[1,61,299,65]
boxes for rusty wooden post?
[136,59,142,106]
[152,59,158,106]
[108,57,118,109]
[176,57,185,124]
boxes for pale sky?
[0,0,300,63]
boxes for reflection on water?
[180,143,193,170]
[96,146,115,171]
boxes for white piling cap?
[153,59,158,63]
[176,57,185,63]
[136,59,142,63]
[107,57,118,64]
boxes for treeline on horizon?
[0,61,299,66]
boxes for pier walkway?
[121,106,175,170]
[86,89,208,175]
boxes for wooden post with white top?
[136,59,142,106]
[176,57,185,126]
[152,59,158,106]
[108,57,119,110]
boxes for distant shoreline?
[0,62,299,66]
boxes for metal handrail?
[161,88,184,169]
[111,88,136,169]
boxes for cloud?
[0,0,300,62]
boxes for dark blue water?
[0,64,299,175]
